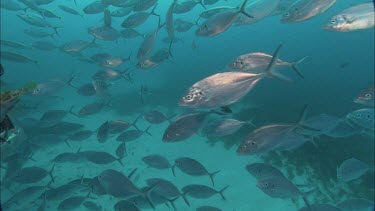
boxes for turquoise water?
[1,0,374,211]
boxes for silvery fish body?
[325,3,374,32]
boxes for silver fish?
[1,40,32,49]
[354,84,374,107]
[235,0,280,26]
[137,19,164,61]
[17,13,62,34]
[200,6,237,19]
[246,163,285,180]
[142,155,172,169]
[1,51,38,66]
[195,0,252,36]
[24,28,55,38]
[202,118,255,137]
[325,3,374,32]
[281,0,336,23]
[228,51,306,79]
[83,1,107,14]
[180,45,289,109]
[88,26,121,41]
[257,176,311,208]
[173,0,206,14]
[120,28,143,39]
[58,5,83,17]
[1,0,26,11]
[32,41,58,51]
[163,112,208,142]
[173,157,220,186]
[337,158,373,182]
[133,0,158,12]
[111,7,132,17]
[121,4,159,28]
[346,108,374,130]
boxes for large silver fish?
[179,45,290,109]
[325,3,375,32]
[281,0,336,23]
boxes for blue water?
[1,0,374,211]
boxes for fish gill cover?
[0,0,374,211]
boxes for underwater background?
[0,0,374,210]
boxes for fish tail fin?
[64,137,71,148]
[265,45,293,83]
[290,56,308,79]
[181,191,190,206]
[52,26,63,37]
[127,168,137,179]
[209,170,221,186]
[45,178,54,189]
[172,164,177,177]
[151,3,159,16]
[166,113,177,123]
[144,185,156,210]
[91,37,96,45]
[132,114,141,131]
[309,135,320,149]
[246,115,257,127]
[239,0,253,18]
[195,17,201,26]
[168,40,174,58]
[219,185,229,200]
[68,106,79,117]
[144,125,152,136]
[28,151,37,162]
[295,105,320,132]
[165,196,179,211]
[117,156,124,166]
[48,164,55,183]
[199,0,207,10]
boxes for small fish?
[200,6,237,19]
[11,165,55,184]
[195,0,252,36]
[58,5,83,17]
[67,130,93,142]
[142,155,172,169]
[134,0,158,12]
[1,40,32,49]
[111,7,133,17]
[76,101,107,116]
[325,3,374,32]
[202,118,255,137]
[97,121,110,143]
[1,51,38,67]
[144,110,175,124]
[83,201,102,211]
[246,163,285,180]
[174,18,198,32]
[58,195,88,210]
[182,184,228,202]
[83,1,107,14]
[282,0,336,23]
[88,26,121,41]
[114,200,141,211]
[173,157,220,186]
[235,0,280,26]
[32,41,58,51]
[353,84,374,107]
[257,176,311,209]
[121,4,159,28]
[115,142,127,159]
[336,198,375,211]
[24,28,55,38]
[60,39,97,53]
[228,51,307,79]
[173,0,206,14]
[116,126,152,142]
[80,150,123,165]
[337,158,374,182]
[1,0,27,11]
[120,29,143,39]
[108,118,139,134]
[163,113,209,142]
[346,108,374,130]
[17,13,62,34]
[40,109,69,123]
[137,18,164,61]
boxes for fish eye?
[232,62,236,66]
[365,94,372,97]
[204,25,208,30]
[284,12,289,17]
[331,20,336,24]
[185,94,193,101]
[264,182,269,187]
